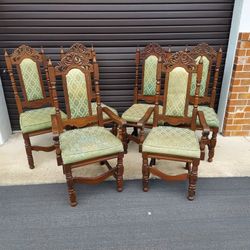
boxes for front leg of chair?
[200,131,207,161]
[65,166,77,207]
[122,126,128,154]
[116,153,124,192]
[187,159,199,201]
[208,128,218,162]
[23,133,35,169]
[111,122,118,136]
[142,155,149,192]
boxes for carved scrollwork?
[189,43,217,61]
[141,43,166,59]
[56,52,93,72]
[163,51,196,71]
[11,45,41,63]
[68,42,92,57]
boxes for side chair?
[47,51,126,207]
[4,45,66,169]
[141,51,209,200]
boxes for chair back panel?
[19,58,44,101]
[66,68,90,118]
[165,67,189,117]
[142,55,158,96]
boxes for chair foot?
[208,158,213,163]
[188,159,199,201]
[29,164,35,169]
[187,194,195,201]
[208,129,218,163]
[70,200,78,207]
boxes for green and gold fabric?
[190,56,210,97]
[66,68,89,118]
[20,58,43,101]
[142,126,200,158]
[188,105,219,128]
[20,107,67,133]
[143,55,158,96]
[122,103,163,124]
[59,126,124,164]
[165,67,188,117]
[91,102,118,121]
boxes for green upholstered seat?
[91,102,118,121]
[142,126,200,159]
[122,103,163,124]
[188,105,219,128]
[20,107,67,133]
[59,126,124,164]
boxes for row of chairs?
[4,43,222,206]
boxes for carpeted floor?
[1,178,250,250]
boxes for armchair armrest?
[197,111,210,136]
[137,107,154,127]
[102,107,126,126]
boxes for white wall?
[0,76,12,144]
[239,0,250,32]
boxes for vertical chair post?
[134,47,140,104]
[23,133,35,169]
[142,154,149,192]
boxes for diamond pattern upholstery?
[165,67,188,117]
[190,56,210,97]
[91,102,118,120]
[188,105,219,128]
[122,103,163,124]
[66,68,89,118]
[143,55,158,96]
[142,126,200,158]
[59,126,124,164]
[20,107,67,133]
[20,58,43,101]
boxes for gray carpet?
[0,178,250,250]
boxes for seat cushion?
[20,107,67,133]
[59,126,124,164]
[122,103,163,124]
[188,105,219,128]
[91,102,118,121]
[142,126,200,159]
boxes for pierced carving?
[56,52,93,72]
[11,45,41,63]
[68,43,92,57]
[163,51,196,71]
[141,43,166,59]
[189,43,217,61]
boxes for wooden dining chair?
[47,51,126,206]
[140,51,209,200]
[122,43,169,151]
[188,43,222,162]
[4,45,66,169]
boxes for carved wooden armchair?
[141,51,209,200]
[4,45,66,169]
[60,43,119,129]
[188,43,222,162]
[47,51,126,207]
[122,43,168,151]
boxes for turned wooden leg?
[150,158,156,166]
[142,155,149,192]
[187,159,199,201]
[185,162,191,170]
[122,127,128,154]
[23,133,35,169]
[65,166,77,207]
[116,153,124,192]
[111,122,118,136]
[208,128,218,162]
[200,131,207,161]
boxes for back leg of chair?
[65,166,77,207]
[142,155,149,192]
[116,153,124,192]
[132,127,138,137]
[187,159,199,201]
[111,122,118,136]
[200,131,207,160]
[208,128,218,162]
[23,133,35,169]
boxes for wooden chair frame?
[125,43,169,150]
[189,43,222,162]
[140,51,209,200]
[48,51,126,206]
[5,45,55,169]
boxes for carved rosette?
[56,52,93,72]
[11,45,41,63]
[140,43,166,59]
[163,51,196,71]
[189,43,217,61]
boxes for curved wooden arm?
[102,107,126,126]
[138,107,154,127]
[197,111,210,136]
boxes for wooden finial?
[219,47,222,53]
[4,49,8,56]
[184,44,188,52]
[48,58,52,66]
[40,46,44,53]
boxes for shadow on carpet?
[0,178,250,250]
